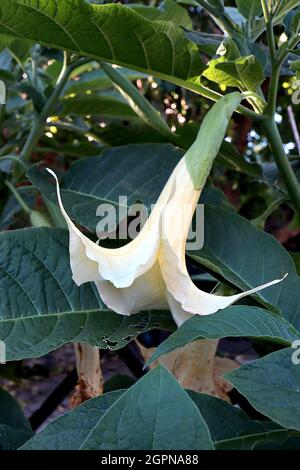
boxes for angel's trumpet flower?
[47,93,286,326]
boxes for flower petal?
[160,161,288,319]
[95,261,168,316]
[166,292,193,326]
[47,168,172,288]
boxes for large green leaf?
[22,366,214,450]
[28,143,183,232]
[225,348,300,431]
[0,387,33,450]
[63,67,147,96]
[0,228,174,361]
[27,143,230,233]
[0,0,203,86]
[21,390,124,450]
[189,205,300,328]
[188,391,292,450]
[59,94,139,120]
[88,121,172,146]
[147,306,300,365]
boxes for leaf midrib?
[0,308,107,323]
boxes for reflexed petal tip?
[45,167,168,317]
[45,167,164,289]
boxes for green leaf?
[28,143,229,233]
[185,31,222,57]
[274,0,300,25]
[291,252,300,276]
[23,366,214,450]
[0,228,174,361]
[291,10,300,34]
[0,33,32,62]
[203,56,240,88]
[290,59,300,78]
[225,6,246,27]
[235,0,262,19]
[159,0,192,28]
[207,0,225,10]
[132,0,193,29]
[283,6,300,34]
[28,144,184,232]
[59,94,139,120]
[0,387,33,450]
[63,67,147,96]
[0,1,204,86]
[225,348,300,431]
[93,121,172,146]
[188,391,291,450]
[21,390,124,450]
[204,55,265,91]
[146,305,300,365]
[217,38,240,61]
[189,205,300,328]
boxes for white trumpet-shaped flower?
[47,93,286,326]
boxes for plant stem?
[262,118,300,216]
[259,1,300,216]
[178,80,266,121]
[0,155,29,170]
[72,343,103,405]
[261,0,276,63]
[287,105,300,155]
[49,121,107,145]
[20,56,91,163]
[252,195,287,229]
[5,180,31,214]
[101,61,176,140]
[261,0,279,116]
[267,65,280,116]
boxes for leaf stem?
[261,0,279,116]
[0,155,29,170]
[20,56,92,163]
[48,121,107,145]
[262,118,300,217]
[252,195,287,229]
[177,80,266,121]
[261,0,276,63]
[101,62,176,140]
[5,180,31,214]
